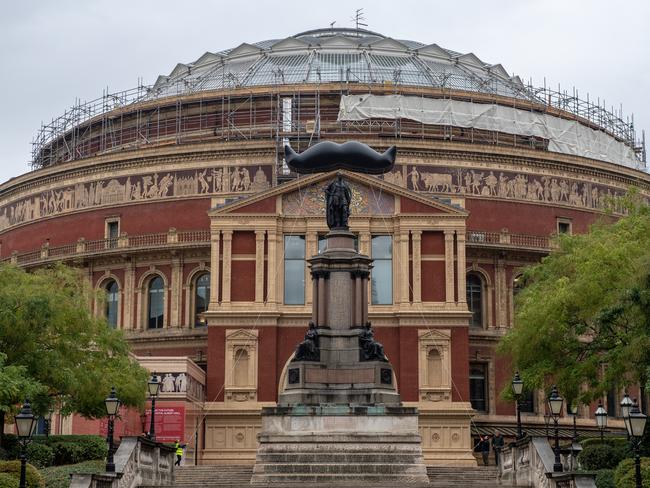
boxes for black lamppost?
[625,399,647,488]
[569,403,579,441]
[512,371,524,440]
[595,401,607,444]
[43,408,53,438]
[548,385,564,472]
[14,399,36,488]
[147,372,161,441]
[104,387,121,473]
[621,392,634,441]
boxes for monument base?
[251,405,429,485]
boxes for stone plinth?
[251,406,429,485]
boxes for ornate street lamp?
[621,392,634,439]
[15,399,36,488]
[625,399,647,488]
[512,371,524,440]
[147,372,161,441]
[43,408,53,438]
[569,403,579,441]
[548,385,564,472]
[595,401,607,444]
[104,387,121,473]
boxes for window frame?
[146,275,165,329]
[284,235,306,305]
[371,235,393,305]
[466,272,485,329]
[469,362,488,413]
[104,279,119,329]
[193,272,210,327]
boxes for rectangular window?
[519,390,536,413]
[371,235,392,305]
[469,363,488,412]
[105,219,120,249]
[557,218,572,235]
[284,235,305,305]
[607,386,618,417]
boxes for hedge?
[0,461,44,488]
[594,469,615,488]
[0,473,18,488]
[614,457,650,488]
[0,435,106,466]
[40,460,104,488]
[578,443,630,470]
[24,444,54,469]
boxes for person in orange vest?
[174,440,186,466]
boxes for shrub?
[580,436,630,450]
[40,460,104,488]
[594,469,615,488]
[47,436,106,465]
[25,443,54,468]
[0,437,19,461]
[0,473,18,488]
[0,461,45,488]
[578,443,629,470]
[51,443,83,466]
[614,457,650,488]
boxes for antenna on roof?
[351,8,368,31]
[330,21,336,29]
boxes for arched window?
[105,280,119,328]
[466,273,483,328]
[194,273,210,327]
[233,349,249,386]
[427,349,442,387]
[148,276,164,329]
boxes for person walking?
[492,430,504,466]
[174,440,185,466]
[481,435,491,466]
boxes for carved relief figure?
[409,167,420,191]
[251,167,270,191]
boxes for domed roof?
[149,28,529,100]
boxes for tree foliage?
[498,197,650,404]
[0,263,148,418]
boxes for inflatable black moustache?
[284,141,397,175]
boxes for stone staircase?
[160,464,502,487]
[427,466,500,488]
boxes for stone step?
[253,462,426,475]
[256,452,421,463]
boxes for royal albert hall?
[0,28,647,464]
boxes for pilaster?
[221,230,233,304]
[171,256,183,327]
[266,230,278,304]
[412,230,422,303]
[255,230,266,304]
[399,230,410,305]
[209,232,220,309]
[456,231,466,304]
[444,231,455,304]
[305,231,318,306]
[123,260,135,330]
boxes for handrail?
[2,229,210,267]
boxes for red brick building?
[0,28,646,464]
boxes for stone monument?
[251,142,429,485]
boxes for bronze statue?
[325,173,352,230]
[294,322,320,361]
[359,322,387,362]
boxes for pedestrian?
[492,430,504,466]
[481,435,491,466]
[174,440,186,466]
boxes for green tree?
[0,263,148,430]
[498,198,650,405]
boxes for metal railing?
[2,228,210,267]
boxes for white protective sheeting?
[338,94,642,169]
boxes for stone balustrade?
[497,436,595,488]
[69,436,175,488]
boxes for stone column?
[209,231,220,308]
[359,231,371,256]
[305,231,318,306]
[354,272,362,326]
[399,231,410,304]
[123,260,135,330]
[317,273,327,326]
[456,231,467,304]
[412,230,422,303]
[266,230,277,304]
[312,273,318,324]
[444,230,455,304]
[171,257,183,327]
[255,230,266,304]
[221,230,233,304]
[495,257,507,328]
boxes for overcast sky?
[1,0,648,184]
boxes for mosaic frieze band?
[0,164,272,232]
[383,164,629,213]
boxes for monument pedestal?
[253,206,428,484]
[251,405,429,485]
